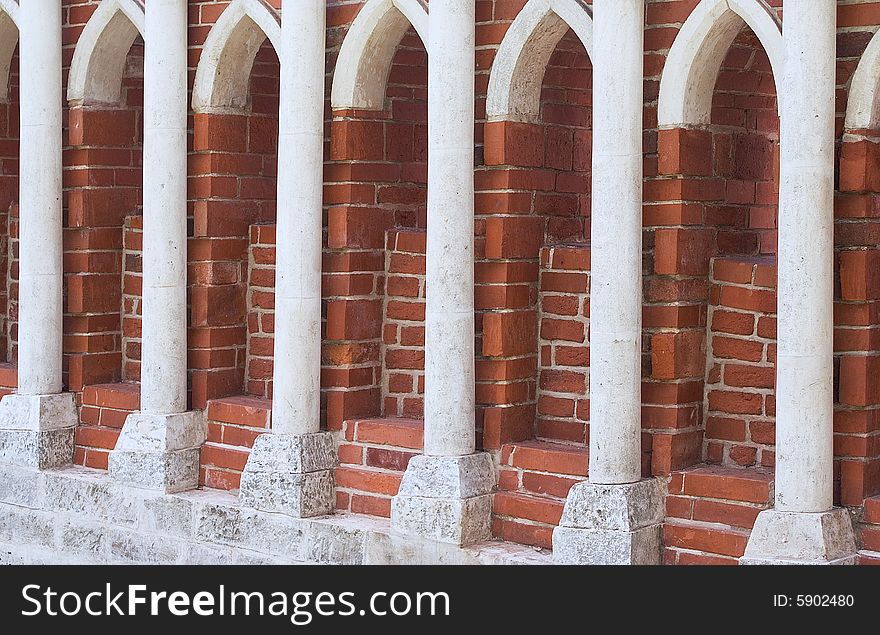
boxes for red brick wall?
[704,256,777,468]
[323,24,427,430]
[0,49,18,365]
[382,229,426,418]
[536,245,590,444]
[2,0,869,512]
[188,40,279,407]
[476,28,592,449]
[246,223,275,398]
[64,39,143,395]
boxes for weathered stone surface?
[138,493,194,538]
[239,432,337,518]
[114,411,207,453]
[43,468,138,526]
[558,479,666,531]
[396,453,495,499]
[0,427,75,468]
[0,393,78,432]
[392,493,492,546]
[109,447,201,493]
[0,461,553,566]
[107,527,184,564]
[553,525,661,565]
[240,469,335,518]
[741,508,858,565]
[243,432,337,474]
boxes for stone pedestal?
[391,453,494,546]
[553,479,665,565]
[239,432,336,517]
[109,410,206,493]
[0,393,77,468]
[740,508,858,565]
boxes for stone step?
[663,518,751,559]
[199,441,250,491]
[492,490,565,551]
[500,440,589,477]
[493,440,588,550]
[671,464,774,504]
[664,464,774,565]
[201,395,272,491]
[336,417,424,519]
[342,417,423,449]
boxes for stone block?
[108,410,206,493]
[741,508,858,565]
[553,526,661,565]
[391,453,495,546]
[553,479,666,565]
[238,432,337,518]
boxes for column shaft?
[17,0,64,395]
[588,0,644,484]
[423,0,476,457]
[775,0,836,513]
[271,0,325,436]
[141,0,189,414]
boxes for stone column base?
[553,479,666,565]
[740,508,858,565]
[0,393,78,468]
[239,432,336,518]
[391,453,495,546]
[108,410,206,493]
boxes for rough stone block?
[558,479,666,531]
[109,410,206,493]
[740,508,858,565]
[553,479,666,564]
[553,526,661,565]
[109,447,201,493]
[0,393,79,431]
[0,427,75,469]
[391,453,495,546]
[238,432,337,518]
[392,493,492,546]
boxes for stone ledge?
[0,463,551,565]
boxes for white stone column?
[553,0,664,565]
[109,0,206,492]
[238,0,335,518]
[743,0,857,565]
[0,0,78,468]
[391,0,494,546]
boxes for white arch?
[330,0,429,110]
[191,0,282,113]
[486,0,593,122]
[845,28,880,132]
[658,0,783,129]
[67,0,146,104]
[0,0,19,103]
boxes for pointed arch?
[67,0,146,105]
[330,0,429,111]
[658,0,783,129]
[845,28,880,132]
[486,0,593,122]
[0,0,19,103]
[191,0,281,113]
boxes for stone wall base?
[391,453,495,546]
[0,463,549,565]
[740,508,858,565]
[0,393,78,468]
[553,479,666,565]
